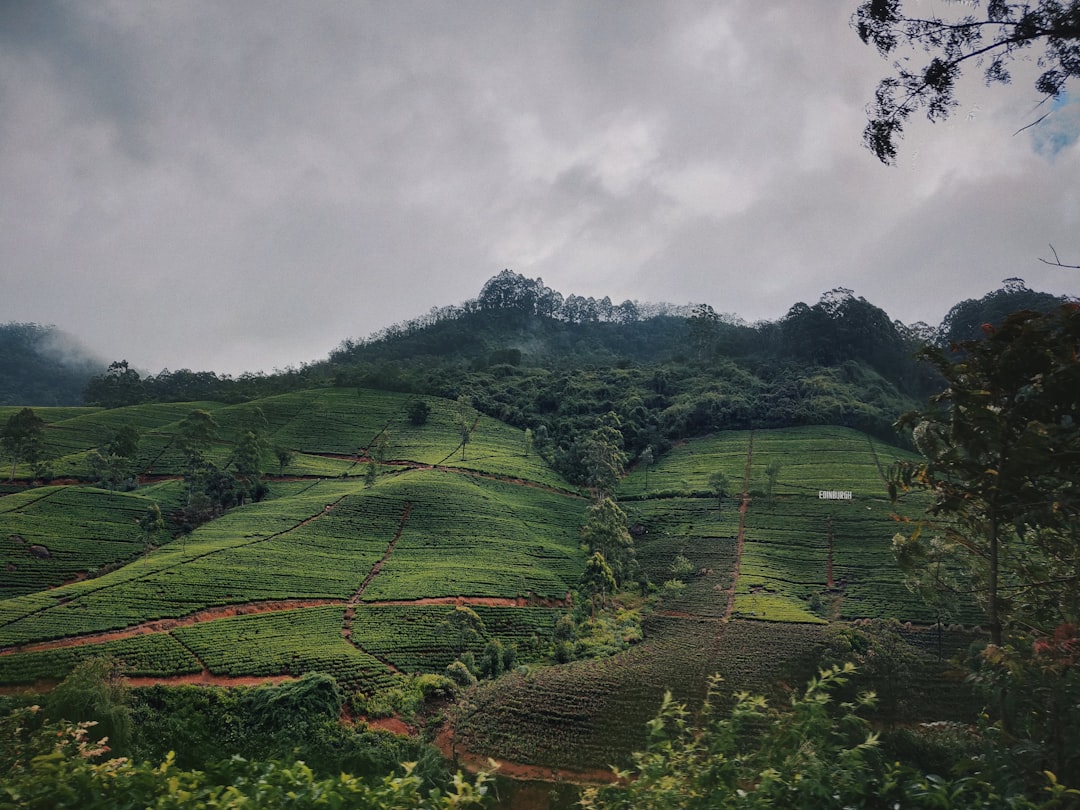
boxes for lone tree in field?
[456,395,476,461]
[406,399,430,426]
[231,430,265,505]
[765,460,782,508]
[86,423,142,490]
[708,470,730,517]
[854,0,1080,164]
[1,407,46,481]
[177,410,218,472]
[441,605,486,658]
[640,446,654,491]
[274,445,294,476]
[138,503,165,561]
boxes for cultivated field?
[0,395,977,772]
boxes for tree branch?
[1038,244,1080,269]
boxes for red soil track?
[723,430,754,619]
[0,599,347,657]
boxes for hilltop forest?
[73,273,1064,471]
[1,273,1078,809]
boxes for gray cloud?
[1,1,1077,376]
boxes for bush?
[445,661,477,688]
[0,706,495,809]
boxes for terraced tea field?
[1,486,158,598]
[0,390,585,680]
[1,397,977,777]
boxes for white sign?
[819,490,853,500]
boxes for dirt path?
[0,598,346,656]
[722,431,754,619]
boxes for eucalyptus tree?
[708,470,730,517]
[1,407,45,481]
[855,0,1080,164]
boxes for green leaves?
[1,407,46,481]
[855,1,1080,163]
[892,305,1080,639]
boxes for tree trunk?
[989,512,1001,647]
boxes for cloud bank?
[1,1,1077,375]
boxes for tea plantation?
[1,391,978,777]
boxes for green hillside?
[0,389,585,680]
[11,286,1059,805]
[0,400,984,789]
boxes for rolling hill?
[1,388,980,788]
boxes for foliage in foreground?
[0,705,492,810]
[580,664,1079,810]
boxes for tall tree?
[708,470,730,517]
[640,446,654,491]
[440,605,486,658]
[580,497,636,586]
[177,410,218,471]
[456,395,476,461]
[1,407,46,481]
[83,360,144,408]
[581,552,617,618]
[231,430,265,505]
[274,445,294,476]
[854,0,1080,164]
[764,460,782,509]
[138,503,165,561]
[580,415,628,501]
[891,304,1080,644]
[88,424,141,490]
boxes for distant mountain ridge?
[3,275,1072,408]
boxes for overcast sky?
[2,1,1078,376]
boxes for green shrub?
[445,661,477,688]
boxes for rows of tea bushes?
[0,631,202,684]
[737,496,980,624]
[15,388,575,491]
[359,471,584,602]
[0,486,161,598]
[624,497,740,617]
[0,406,96,426]
[455,613,828,771]
[173,606,399,694]
[0,480,363,645]
[37,402,225,466]
[450,425,975,772]
[0,463,584,653]
[618,431,750,499]
[746,425,915,498]
[348,604,563,672]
